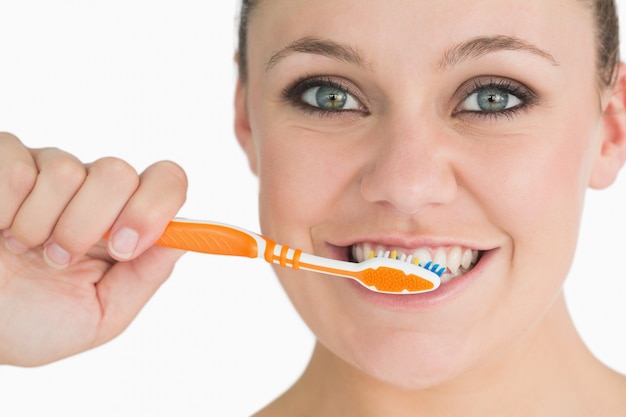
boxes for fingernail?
[4,235,29,254]
[43,242,71,269]
[109,227,139,260]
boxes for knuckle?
[151,160,188,204]
[90,157,138,183]
[158,160,188,188]
[10,220,49,247]
[0,160,37,229]
[0,131,22,145]
[137,206,169,228]
[44,156,87,189]
[4,160,37,199]
[50,223,89,254]
[126,194,173,231]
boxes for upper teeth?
[351,243,479,276]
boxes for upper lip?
[311,219,502,261]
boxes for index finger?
[0,132,38,230]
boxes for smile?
[350,243,482,284]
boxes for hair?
[236,0,620,88]
[582,0,621,87]
[237,0,257,84]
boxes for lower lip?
[345,249,495,311]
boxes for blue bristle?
[421,262,446,277]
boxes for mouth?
[349,243,483,284]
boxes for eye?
[453,77,537,119]
[459,87,522,113]
[301,85,362,111]
[282,76,368,116]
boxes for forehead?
[247,0,593,73]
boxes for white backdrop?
[0,1,624,416]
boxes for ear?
[589,63,626,189]
[234,76,259,175]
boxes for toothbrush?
[146,218,441,295]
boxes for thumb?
[93,245,185,345]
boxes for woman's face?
[236,0,614,388]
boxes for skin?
[0,138,188,365]
[234,0,626,415]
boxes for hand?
[0,132,188,366]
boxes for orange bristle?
[361,267,435,293]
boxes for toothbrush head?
[355,257,441,294]
[272,245,443,295]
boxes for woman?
[1,0,625,415]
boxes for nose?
[360,116,458,216]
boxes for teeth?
[353,244,364,262]
[412,248,431,267]
[433,248,447,271]
[352,243,481,283]
[448,246,462,274]
[461,248,474,269]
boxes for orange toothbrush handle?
[154,220,261,258]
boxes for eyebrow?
[265,34,559,73]
[437,35,560,71]
[266,36,368,71]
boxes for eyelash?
[282,75,538,121]
[453,77,538,121]
[281,76,368,118]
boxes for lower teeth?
[440,267,471,284]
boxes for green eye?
[301,85,361,110]
[460,87,522,113]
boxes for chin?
[351,350,473,392]
[325,324,482,392]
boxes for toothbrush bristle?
[361,266,436,293]
[369,252,444,277]
[422,262,446,277]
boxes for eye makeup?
[452,76,539,121]
[281,75,370,118]
[281,72,538,123]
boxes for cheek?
[462,119,600,323]
[255,125,363,244]
[470,125,595,247]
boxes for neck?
[266,293,620,417]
